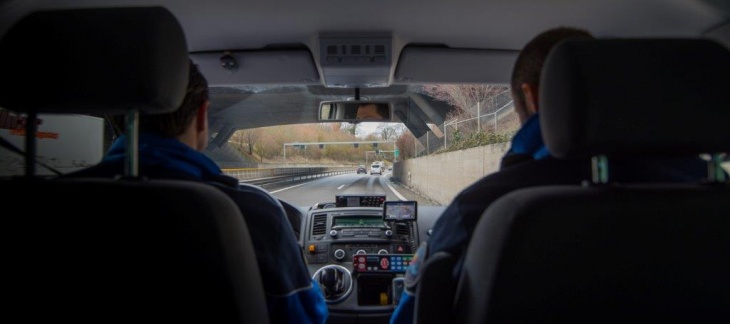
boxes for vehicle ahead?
[0,0,728,323]
[370,163,382,175]
[356,165,367,174]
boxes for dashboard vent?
[396,222,417,252]
[395,222,411,236]
[312,213,327,236]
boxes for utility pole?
[477,101,481,132]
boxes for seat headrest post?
[708,153,727,183]
[124,110,139,178]
[24,112,37,177]
[591,155,609,184]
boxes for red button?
[359,264,365,270]
[380,257,389,269]
[359,257,366,263]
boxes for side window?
[0,108,105,176]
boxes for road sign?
[395,149,399,157]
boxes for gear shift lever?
[322,267,338,297]
[313,265,352,302]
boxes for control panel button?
[333,249,346,261]
[329,230,338,237]
[355,249,367,255]
[352,254,414,273]
[317,254,328,263]
[377,249,388,255]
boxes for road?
[268,172,439,208]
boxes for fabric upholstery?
[456,185,730,323]
[540,39,730,158]
[0,7,188,114]
[3,178,270,323]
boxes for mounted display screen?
[383,201,417,221]
[332,216,386,228]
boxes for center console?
[302,196,419,323]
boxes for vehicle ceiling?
[1,0,728,135]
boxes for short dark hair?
[511,27,593,120]
[114,60,208,137]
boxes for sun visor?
[394,46,517,84]
[191,49,320,86]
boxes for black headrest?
[0,7,188,114]
[540,39,730,158]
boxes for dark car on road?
[356,165,367,174]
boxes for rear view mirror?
[319,101,392,123]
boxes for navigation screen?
[383,201,417,221]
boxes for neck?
[176,130,199,151]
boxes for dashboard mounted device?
[336,194,386,207]
[383,201,417,221]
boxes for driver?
[356,103,388,120]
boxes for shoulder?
[429,158,588,254]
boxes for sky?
[358,122,380,136]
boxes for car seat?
[452,38,730,323]
[0,7,269,323]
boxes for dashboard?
[300,195,445,323]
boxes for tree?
[340,123,357,135]
[423,84,509,133]
[230,130,247,154]
[237,128,261,155]
[376,123,405,141]
[395,130,417,160]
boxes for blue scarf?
[103,132,222,179]
[507,113,551,160]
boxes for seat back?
[5,178,269,323]
[0,7,269,323]
[453,39,730,323]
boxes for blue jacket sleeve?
[267,279,329,324]
[213,183,329,324]
[390,290,415,324]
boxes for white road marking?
[270,182,309,193]
[384,177,407,201]
[337,184,345,190]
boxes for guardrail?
[223,167,355,188]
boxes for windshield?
[207,83,521,208]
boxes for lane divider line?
[337,184,345,190]
[384,177,407,201]
[270,182,309,194]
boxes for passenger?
[68,60,328,324]
[390,27,711,324]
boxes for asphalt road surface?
[268,172,439,208]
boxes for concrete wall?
[393,142,509,205]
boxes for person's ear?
[521,83,539,115]
[196,101,209,132]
